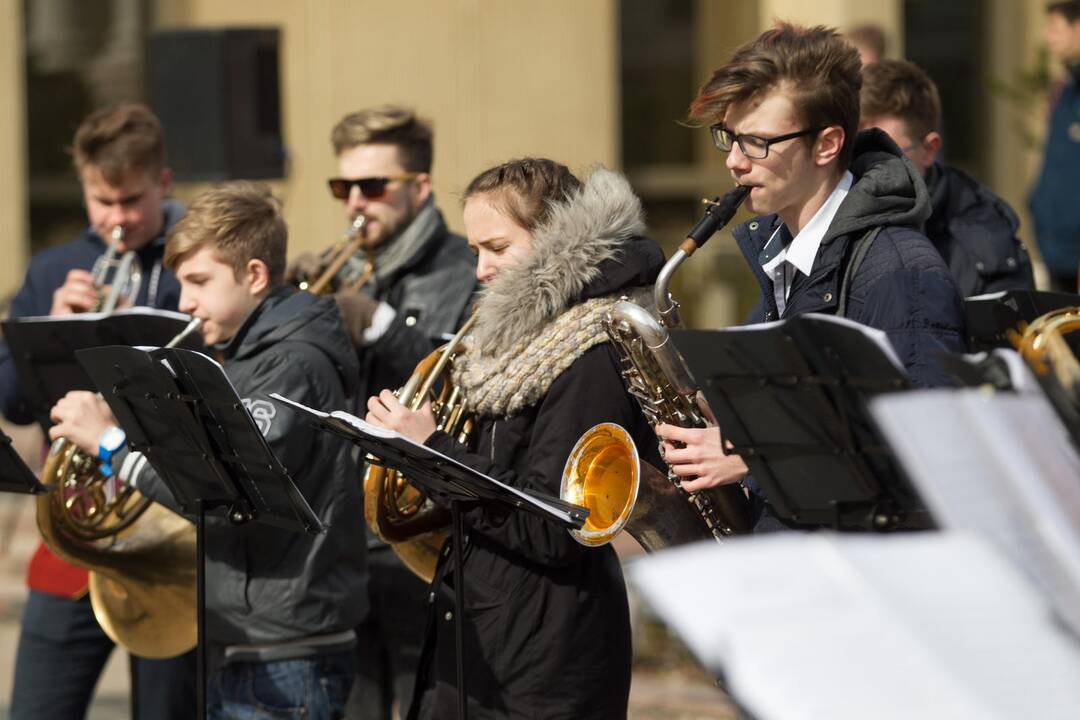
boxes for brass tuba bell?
[363,315,476,581]
[560,185,754,551]
[36,317,203,658]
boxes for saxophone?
[36,317,203,658]
[561,185,754,551]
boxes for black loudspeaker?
[149,28,284,181]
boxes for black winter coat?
[408,169,665,720]
[924,162,1034,298]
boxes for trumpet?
[298,215,370,295]
[92,226,142,313]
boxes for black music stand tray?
[2,308,203,434]
[965,289,1079,351]
[0,427,47,495]
[270,393,588,720]
[672,314,930,531]
[75,345,322,720]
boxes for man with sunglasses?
[295,105,475,720]
[861,59,1033,297]
[655,23,966,530]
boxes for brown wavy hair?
[72,103,165,183]
[331,105,433,172]
[688,22,862,168]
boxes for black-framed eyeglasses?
[708,124,824,159]
[327,173,420,200]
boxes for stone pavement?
[0,424,734,720]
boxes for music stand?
[75,345,322,720]
[672,314,929,531]
[2,308,203,434]
[965,289,1079,351]
[270,393,588,720]
[0,427,47,495]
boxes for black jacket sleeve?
[425,344,652,568]
[365,311,441,395]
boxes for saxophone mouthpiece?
[686,185,750,252]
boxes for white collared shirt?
[761,171,854,316]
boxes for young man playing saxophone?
[49,181,369,719]
[658,23,967,529]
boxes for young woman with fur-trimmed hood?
[366,158,665,719]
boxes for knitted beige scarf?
[454,296,619,418]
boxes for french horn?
[36,317,203,658]
[363,315,476,581]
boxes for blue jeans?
[10,590,196,720]
[208,651,355,720]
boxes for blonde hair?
[689,22,862,168]
[165,181,287,285]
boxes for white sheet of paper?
[268,393,576,523]
[871,389,1080,636]
[628,532,1080,720]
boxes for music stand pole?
[197,499,207,720]
[450,500,468,720]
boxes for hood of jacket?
[222,287,360,398]
[470,167,664,356]
[821,128,932,245]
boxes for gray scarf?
[345,196,444,295]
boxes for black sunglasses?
[327,173,419,200]
[709,124,825,159]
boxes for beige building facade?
[0,0,1061,320]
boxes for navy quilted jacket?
[733,129,967,389]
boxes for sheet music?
[15,307,194,323]
[965,290,1008,302]
[269,393,577,524]
[723,312,905,373]
[871,390,1080,637]
[628,532,1080,720]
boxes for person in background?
[847,23,887,66]
[288,105,476,720]
[861,59,1034,297]
[3,102,195,720]
[1029,0,1080,292]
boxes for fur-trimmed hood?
[469,167,663,357]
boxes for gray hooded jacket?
[115,288,368,653]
